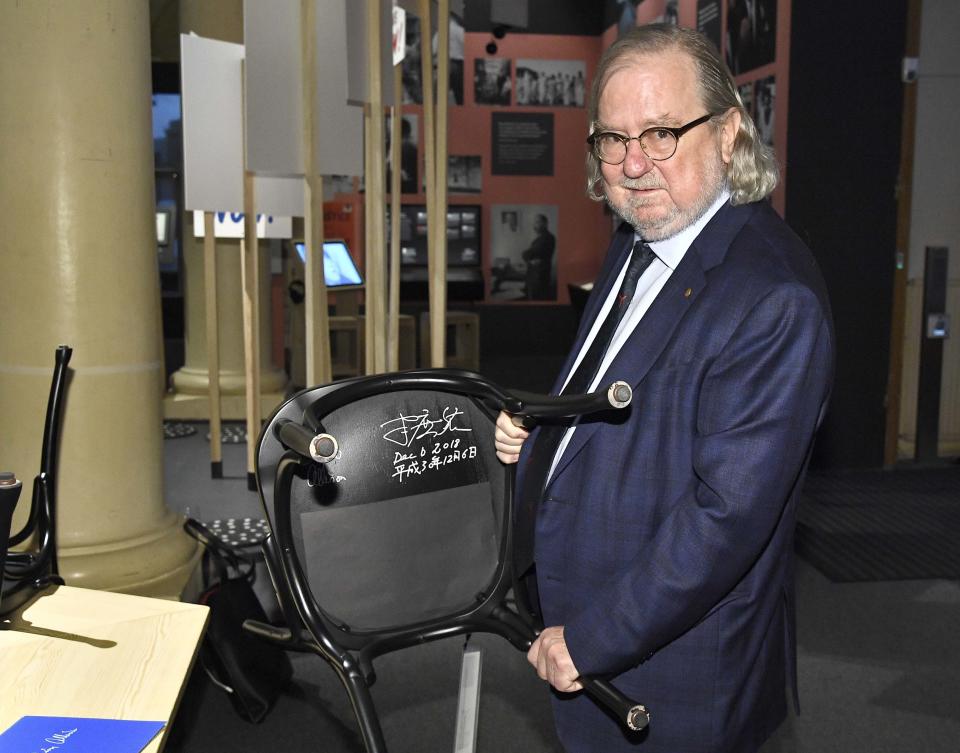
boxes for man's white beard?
[606,151,728,242]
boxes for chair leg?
[339,669,388,753]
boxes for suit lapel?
[547,201,754,484]
[549,252,707,482]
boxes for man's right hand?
[494,410,529,464]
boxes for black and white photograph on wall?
[474,58,512,105]
[696,0,722,50]
[438,12,465,105]
[386,113,418,194]
[401,15,423,104]
[323,175,356,196]
[754,76,775,146]
[401,14,464,105]
[725,0,777,74]
[448,156,482,193]
[664,0,680,26]
[515,60,586,108]
[615,0,642,39]
[737,82,753,116]
[490,204,558,301]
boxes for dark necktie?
[514,241,656,574]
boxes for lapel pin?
[684,287,693,298]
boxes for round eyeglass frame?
[586,113,716,164]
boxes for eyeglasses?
[587,113,715,164]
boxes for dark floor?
[162,424,960,753]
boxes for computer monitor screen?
[295,239,363,288]
[156,210,172,245]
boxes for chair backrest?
[256,371,521,652]
[1,345,71,615]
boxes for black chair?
[246,368,648,752]
[0,472,23,599]
[1,345,71,616]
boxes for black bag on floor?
[185,519,293,723]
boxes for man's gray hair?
[585,24,778,205]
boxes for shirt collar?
[637,189,731,271]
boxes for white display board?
[180,33,305,215]
[192,211,293,239]
[181,34,244,213]
[243,0,364,178]
[243,0,302,176]
[312,0,366,170]
[346,0,395,107]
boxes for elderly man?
[495,24,833,753]
[522,214,557,300]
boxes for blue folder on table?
[0,716,165,753]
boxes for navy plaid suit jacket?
[517,200,834,753]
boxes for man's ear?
[720,107,741,164]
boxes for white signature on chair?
[380,406,472,448]
[381,406,477,483]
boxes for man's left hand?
[527,625,583,692]
[494,410,528,464]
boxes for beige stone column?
[164,0,288,421]
[0,0,198,597]
[166,229,287,419]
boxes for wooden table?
[0,585,209,752]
